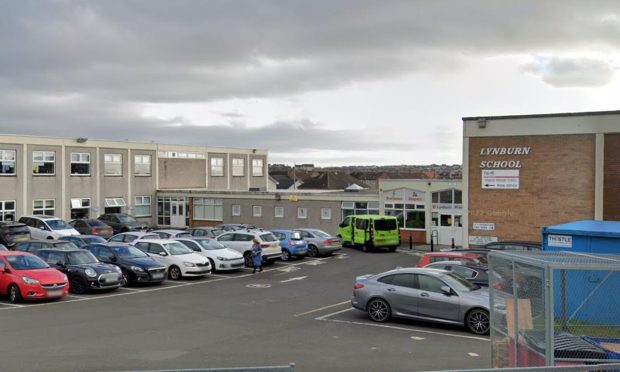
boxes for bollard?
[409,236,412,250]
[430,238,434,252]
[452,238,455,249]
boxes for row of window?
[189,198,332,221]
[0,149,265,177]
[231,204,332,220]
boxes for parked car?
[97,213,148,234]
[18,215,80,240]
[36,248,122,294]
[0,250,69,303]
[186,227,225,238]
[337,215,400,252]
[293,228,342,257]
[424,261,489,287]
[0,244,7,251]
[150,229,192,239]
[174,237,244,272]
[271,229,308,261]
[216,223,257,231]
[216,229,282,267]
[415,251,487,268]
[60,235,107,247]
[351,267,490,335]
[134,239,211,280]
[108,231,161,244]
[84,243,167,286]
[68,219,114,238]
[14,240,79,254]
[0,221,31,248]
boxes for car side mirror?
[158,252,168,256]
[440,286,453,296]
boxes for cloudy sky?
[1,1,619,166]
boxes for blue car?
[60,235,108,248]
[271,229,308,261]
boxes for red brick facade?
[604,134,620,221]
[399,229,426,244]
[469,134,596,242]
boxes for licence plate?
[151,273,165,280]
[47,290,63,297]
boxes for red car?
[415,251,487,268]
[0,251,69,303]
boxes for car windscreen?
[374,219,397,231]
[143,234,160,240]
[164,242,193,255]
[310,230,331,238]
[211,228,225,236]
[112,246,148,258]
[176,232,191,238]
[47,219,72,230]
[67,251,99,265]
[118,215,137,223]
[52,242,79,250]
[87,220,109,227]
[83,236,107,244]
[197,239,227,250]
[260,233,277,242]
[440,272,479,292]
[6,254,50,270]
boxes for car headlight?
[216,256,226,261]
[183,262,196,267]
[22,276,39,285]
[130,265,145,273]
[63,274,68,282]
[84,268,97,278]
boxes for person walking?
[251,238,263,273]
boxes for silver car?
[351,267,490,335]
[293,228,342,257]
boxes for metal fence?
[488,251,620,368]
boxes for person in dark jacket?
[251,238,263,273]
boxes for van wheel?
[389,246,397,252]
[362,243,372,253]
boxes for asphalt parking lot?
[0,248,490,372]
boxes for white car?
[150,229,192,239]
[175,237,245,272]
[215,229,282,267]
[18,215,80,240]
[134,239,211,280]
[108,232,161,245]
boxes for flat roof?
[542,220,620,239]
[463,109,620,122]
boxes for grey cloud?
[522,56,616,87]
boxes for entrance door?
[170,199,186,228]
[436,214,463,247]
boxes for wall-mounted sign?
[432,203,463,213]
[479,146,531,169]
[385,188,425,203]
[482,169,519,189]
[468,235,498,246]
[473,222,495,231]
[547,234,573,248]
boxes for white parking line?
[0,302,25,308]
[295,300,351,317]
[65,295,89,300]
[118,287,143,291]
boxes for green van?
[336,215,400,252]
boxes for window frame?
[33,199,55,216]
[297,207,308,219]
[231,204,241,216]
[192,198,223,221]
[274,206,284,218]
[104,153,123,176]
[232,158,244,177]
[0,200,16,221]
[210,157,224,177]
[253,205,262,217]
[32,151,55,175]
[320,207,332,220]
[70,152,91,176]
[0,149,16,176]
[134,155,152,176]
[134,196,152,217]
[251,158,264,177]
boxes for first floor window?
[321,207,332,220]
[193,198,223,220]
[231,204,241,216]
[71,153,91,175]
[33,151,55,174]
[211,157,224,176]
[104,154,122,175]
[134,196,152,217]
[252,158,264,177]
[70,198,91,219]
[253,205,262,217]
[0,150,16,175]
[297,207,307,219]
[232,158,244,177]
[274,206,284,218]
[134,155,152,176]
[34,199,55,216]
[0,200,16,221]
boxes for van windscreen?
[374,219,397,231]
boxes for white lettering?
[499,148,507,155]
[522,147,531,155]
[507,148,515,155]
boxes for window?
[297,207,307,219]
[274,206,284,218]
[0,200,16,221]
[385,203,425,229]
[134,155,151,176]
[104,198,126,207]
[0,150,16,175]
[134,196,152,217]
[321,208,332,220]
[232,158,244,177]
[417,275,446,293]
[70,153,90,175]
[211,157,224,176]
[252,159,264,177]
[231,204,241,216]
[253,206,262,217]
[70,198,91,219]
[32,151,55,174]
[341,201,380,219]
[33,199,55,216]
[193,198,223,221]
[104,154,122,175]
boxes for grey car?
[351,267,490,335]
[293,228,342,257]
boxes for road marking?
[246,284,271,288]
[280,276,307,283]
[118,287,143,291]
[209,274,231,278]
[66,295,88,300]
[335,254,349,260]
[277,266,300,273]
[304,260,324,266]
[316,309,489,342]
[468,352,480,357]
[0,302,25,308]
[295,300,351,317]
[410,336,425,341]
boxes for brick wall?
[604,134,620,221]
[469,134,596,242]
[399,229,426,244]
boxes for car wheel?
[281,249,291,261]
[389,246,397,252]
[70,277,88,294]
[466,308,490,335]
[307,245,319,257]
[8,284,23,304]
[244,252,253,267]
[121,269,130,286]
[362,244,369,252]
[367,298,391,322]
[208,258,216,273]
[168,265,182,280]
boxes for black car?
[97,213,148,234]
[186,227,225,238]
[14,240,79,253]
[424,260,489,287]
[60,235,108,247]
[83,243,167,285]
[0,222,31,248]
[36,248,123,294]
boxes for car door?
[147,243,173,268]
[97,247,116,264]
[415,274,461,322]
[0,258,10,294]
[29,219,47,240]
[216,233,237,251]
[378,273,418,316]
